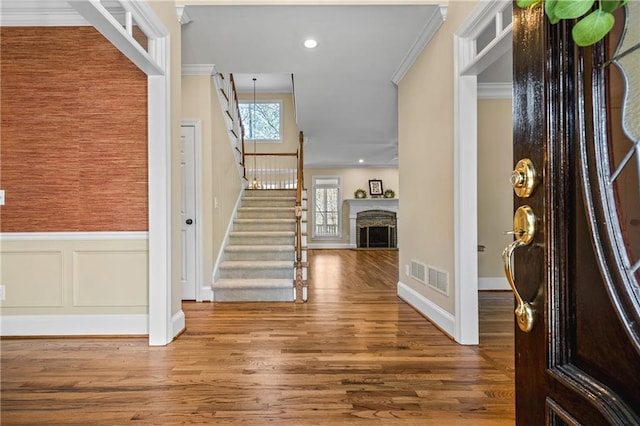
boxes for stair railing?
[213,72,247,182]
[295,130,308,302]
[244,152,298,189]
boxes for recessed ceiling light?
[304,39,318,49]
[358,159,365,163]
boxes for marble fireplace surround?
[345,198,399,248]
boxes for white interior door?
[180,125,197,300]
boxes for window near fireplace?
[313,176,341,238]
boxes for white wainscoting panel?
[73,250,148,307]
[1,250,64,307]
[1,233,149,336]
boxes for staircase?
[213,189,298,302]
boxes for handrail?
[295,130,306,302]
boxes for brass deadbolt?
[510,158,538,198]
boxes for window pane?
[239,102,281,140]
[314,185,340,237]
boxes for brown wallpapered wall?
[1,26,148,232]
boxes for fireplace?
[346,198,399,248]
[356,210,397,249]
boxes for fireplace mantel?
[345,198,399,247]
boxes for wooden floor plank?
[1,249,514,424]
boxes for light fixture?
[358,159,365,164]
[249,77,261,189]
[304,39,318,49]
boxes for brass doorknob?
[502,205,537,332]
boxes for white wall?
[398,0,479,316]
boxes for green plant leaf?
[572,9,615,46]
[555,0,595,19]
[600,0,621,13]
[516,0,542,8]
[545,0,561,24]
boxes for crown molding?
[182,64,218,75]
[391,5,447,85]
[477,82,512,99]
[176,6,192,25]
[0,0,89,26]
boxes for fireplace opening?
[356,210,397,249]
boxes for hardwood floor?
[1,249,514,425]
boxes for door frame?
[181,120,204,302]
[453,0,512,344]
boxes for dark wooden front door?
[512,3,640,424]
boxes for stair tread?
[239,206,295,210]
[230,231,295,235]
[226,245,294,251]
[220,260,293,268]
[213,278,293,289]
[235,218,296,222]
[243,196,296,200]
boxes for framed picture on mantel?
[368,179,383,196]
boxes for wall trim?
[0,1,89,26]
[172,309,185,339]
[1,314,148,336]
[477,82,512,99]
[0,232,149,241]
[211,188,245,284]
[182,64,217,75]
[397,281,455,340]
[391,5,447,85]
[478,276,510,291]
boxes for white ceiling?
[181,5,445,168]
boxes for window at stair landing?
[313,176,342,239]
[238,100,283,142]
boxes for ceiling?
[181,5,447,168]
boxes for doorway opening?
[453,0,513,344]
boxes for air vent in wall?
[428,266,449,295]
[409,260,427,284]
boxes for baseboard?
[0,314,148,336]
[172,309,185,339]
[397,281,455,339]
[478,276,510,290]
[211,189,244,283]
[307,243,353,249]
[199,285,214,302]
